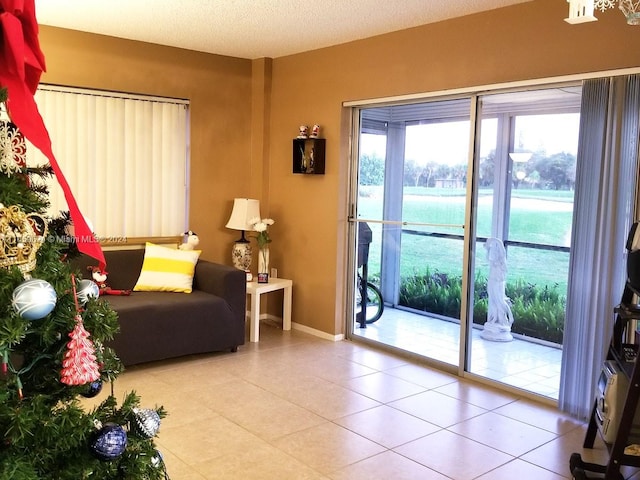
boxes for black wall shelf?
[293,138,325,174]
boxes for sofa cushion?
[104,290,235,365]
[133,242,201,293]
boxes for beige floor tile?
[272,422,386,474]
[204,386,327,441]
[304,354,379,382]
[149,355,244,388]
[434,379,520,410]
[195,379,274,413]
[105,327,607,479]
[111,367,173,398]
[263,374,381,420]
[328,451,450,480]
[385,362,458,389]
[520,424,610,476]
[190,441,331,480]
[340,371,427,403]
[389,390,487,427]
[394,429,513,480]
[334,404,440,448]
[159,449,208,480]
[492,398,583,435]
[155,394,219,430]
[474,458,568,479]
[341,347,409,371]
[448,411,559,456]
[158,414,269,465]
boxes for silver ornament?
[12,279,57,320]
[77,279,100,305]
[132,408,161,438]
[151,449,164,468]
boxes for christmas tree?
[0,3,168,478]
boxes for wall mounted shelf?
[293,138,325,174]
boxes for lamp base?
[231,241,252,274]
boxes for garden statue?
[481,237,514,341]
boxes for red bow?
[0,0,106,269]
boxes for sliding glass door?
[468,90,580,397]
[349,85,582,399]
[353,99,471,366]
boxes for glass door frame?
[344,98,476,371]
[344,83,581,394]
[459,95,480,376]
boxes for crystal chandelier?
[565,0,640,25]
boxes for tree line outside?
[359,149,577,191]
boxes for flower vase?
[258,246,270,283]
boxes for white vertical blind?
[559,75,640,418]
[25,86,189,239]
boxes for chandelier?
[565,0,640,25]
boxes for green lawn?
[358,186,573,292]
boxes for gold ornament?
[0,204,47,274]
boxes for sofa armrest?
[193,261,246,322]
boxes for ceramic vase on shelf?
[258,246,270,283]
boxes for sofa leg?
[230,346,238,353]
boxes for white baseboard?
[260,314,344,342]
[291,322,344,342]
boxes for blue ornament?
[80,379,103,398]
[77,279,100,305]
[12,279,57,320]
[90,423,127,461]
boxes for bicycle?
[356,273,384,325]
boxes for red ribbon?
[0,0,105,269]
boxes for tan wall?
[266,0,640,335]
[38,26,254,263]
[38,0,640,338]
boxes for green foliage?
[0,123,166,478]
[399,270,461,319]
[531,151,576,190]
[399,268,565,344]
[358,153,384,186]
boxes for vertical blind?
[25,86,189,240]
[559,75,640,418]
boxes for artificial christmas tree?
[0,2,168,478]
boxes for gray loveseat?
[70,248,246,366]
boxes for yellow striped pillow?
[133,242,201,293]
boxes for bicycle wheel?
[362,282,384,324]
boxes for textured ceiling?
[34,0,532,59]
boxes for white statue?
[481,238,514,342]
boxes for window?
[25,85,190,240]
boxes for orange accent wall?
[38,0,640,337]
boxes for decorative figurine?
[179,230,200,250]
[310,124,321,138]
[297,125,309,138]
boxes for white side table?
[246,278,292,342]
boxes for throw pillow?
[133,242,201,293]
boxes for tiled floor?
[88,321,639,479]
[353,307,563,399]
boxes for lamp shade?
[226,198,260,231]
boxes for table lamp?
[225,198,260,281]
